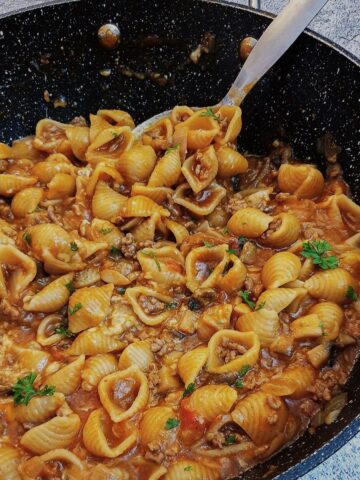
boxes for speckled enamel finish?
[0,1,359,479]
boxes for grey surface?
[0,1,359,479]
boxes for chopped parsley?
[11,372,55,406]
[301,241,339,270]
[239,290,256,309]
[64,280,74,294]
[226,248,237,255]
[183,382,195,398]
[223,226,229,235]
[346,286,358,302]
[165,302,178,310]
[69,241,78,252]
[224,434,237,445]
[54,324,75,338]
[109,246,122,259]
[164,417,180,430]
[234,364,251,389]
[23,232,31,246]
[231,176,240,192]
[100,227,113,235]
[319,321,328,337]
[69,303,82,315]
[203,241,215,248]
[141,250,161,271]
[184,466,193,472]
[111,131,119,138]
[238,236,247,247]
[165,144,179,154]
[199,106,220,123]
[117,287,126,295]
[256,301,266,311]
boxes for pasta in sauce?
[0,105,359,480]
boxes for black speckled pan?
[0,0,359,478]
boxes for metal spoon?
[133,0,329,137]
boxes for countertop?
[0,1,359,479]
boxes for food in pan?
[0,106,359,479]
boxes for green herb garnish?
[301,241,339,270]
[164,417,180,430]
[226,248,237,255]
[23,232,31,246]
[346,286,358,302]
[199,107,220,122]
[165,302,178,310]
[319,321,328,337]
[69,303,82,315]
[224,434,237,445]
[70,241,78,252]
[100,227,113,235]
[141,250,161,271]
[223,226,229,235]
[256,301,266,311]
[239,290,256,309]
[64,281,74,294]
[203,241,215,248]
[165,144,179,154]
[238,236,247,248]
[184,466,193,472]
[11,372,55,406]
[183,382,195,398]
[111,131,119,138]
[117,287,126,295]
[54,325,75,338]
[109,246,122,258]
[234,364,251,389]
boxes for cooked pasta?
[0,105,358,479]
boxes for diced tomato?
[179,398,206,444]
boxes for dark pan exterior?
[0,1,359,478]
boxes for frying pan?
[0,0,359,478]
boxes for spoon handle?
[222,0,329,106]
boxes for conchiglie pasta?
[86,163,124,197]
[120,195,170,218]
[290,314,322,339]
[137,246,185,286]
[11,187,44,217]
[308,302,343,340]
[98,365,149,422]
[227,207,272,238]
[20,414,81,454]
[118,340,154,371]
[0,174,37,198]
[170,105,194,125]
[142,118,173,150]
[207,330,260,374]
[262,365,316,398]
[164,219,189,245]
[81,353,118,391]
[180,109,220,150]
[45,355,85,395]
[125,287,173,326]
[66,327,125,355]
[236,308,280,346]
[86,126,134,164]
[97,109,135,128]
[0,245,37,299]
[261,252,301,288]
[215,105,242,145]
[165,459,219,480]
[216,146,248,178]
[216,254,247,293]
[278,164,324,199]
[181,146,218,193]
[68,284,113,333]
[177,346,208,386]
[148,146,181,187]
[255,287,307,314]
[65,125,90,161]
[139,406,175,445]
[14,392,65,425]
[260,213,301,248]
[91,180,127,220]
[187,385,237,422]
[47,173,76,199]
[0,446,21,480]
[185,244,228,292]
[197,304,232,340]
[33,119,72,155]
[173,182,226,216]
[23,273,73,313]
[117,145,157,184]
[304,268,357,303]
[131,183,173,203]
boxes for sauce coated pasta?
[0,105,359,479]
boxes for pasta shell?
[260,213,301,248]
[137,245,185,286]
[256,287,307,313]
[68,284,114,333]
[88,218,123,247]
[207,330,260,374]
[120,195,170,218]
[97,109,135,128]
[23,273,74,313]
[181,146,218,193]
[216,146,248,178]
[170,105,194,125]
[319,194,360,231]
[15,346,50,373]
[66,327,125,355]
[0,174,37,197]
[261,252,301,288]
[98,365,149,422]
[308,302,343,340]
[117,145,157,184]
[0,142,12,159]
[278,164,324,199]
[216,254,247,293]
[100,269,132,286]
[173,182,226,216]
[125,286,173,326]
[65,125,90,161]
[227,207,272,237]
[131,214,161,243]
[304,268,357,303]
[86,126,134,164]
[0,245,37,299]
[118,340,154,371]
[142,118,173,150]
[14,392,65,425]
[131,183,173,203]
[231,391,288,445]
[236,308,280,346]
[165,459,219,480]
[148,146,182,188]
[36,314,66,346]
[19,449,84,477]
[45,355,85,395]
[262,365,316,398]
[185,244,228,292]
[307,343,330,368]
[0,447,21,480]
[177,346,208,386]
[215,105,242,145]
[83,408,137,458]
[164,219,189,245]
[11,187,44,217]
[91,180,127,220]
[33,119,72,156]
[197,304,232,340]
[20,414,81,454]
[90,113,111,142]
[181,109,220,150]
[188,385,237,422]
[31,154,74,183]
[139,406,175,445]
[290,314,322,339]
[81,353,118,391]
[86,163,124,197]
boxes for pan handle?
[248,0,260,8]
